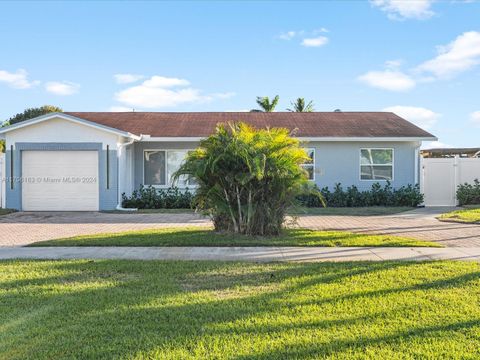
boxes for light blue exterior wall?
[5,143,118,211]
[131,140,419,191]
[308,141,419,191]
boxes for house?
[0,112,436,211]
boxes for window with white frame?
[301,148,315,180]
[360,148,393,180]
[144,150,195,187]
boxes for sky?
[0,0,479,148]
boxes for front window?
[144,150,194,187]
[301,148,315,180]
[360,148,393,180]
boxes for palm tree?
[253,95,280,112]
[287,98,314,112]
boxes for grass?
[1,260,480,359]
[439,207,480,224]
[290,206,414,216]
[30,227,441,247]
[0,208,15,216]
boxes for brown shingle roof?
[64,112,436,139]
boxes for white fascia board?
[138,136,438,142]
[139,137,203,142]
[298,136,438,142]
[0,113,141,140]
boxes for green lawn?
[290,206,414,216]
[1,260,479,359]
[29,227,441,247]
[439,207,480,224]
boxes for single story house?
[0,112,436,211]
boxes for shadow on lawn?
[0,260,479,359]
[30,227,431,247]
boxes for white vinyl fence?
[0,153,4,208]
[421,157,480,206]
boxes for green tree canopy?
[0,105,63,152]
[175,122,310,236]
[5,105,63,126]
[253,95,280,112]
[287,98,314,112]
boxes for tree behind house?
[1,105,63,152]
[254,95,280,112]
[287,98,314,112]
[5,105,63,126]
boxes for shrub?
[457,179,480,205]
[174,122,309,236]
[298,181,423,207]
[122,185,194,209]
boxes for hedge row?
[457,179,480,206]
[297,182,424,208]
[122,185,194,209]
[123,181,425,210]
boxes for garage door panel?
[22,151,99,211]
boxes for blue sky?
[0,0,479,147]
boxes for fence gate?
[421,157,480,206]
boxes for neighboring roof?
[63,111,436,140]
[421,147,480,158]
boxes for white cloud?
[470,111,480,126]
[301,36,329,47]
[114,74,144,84]
[370,0,435,20]
[142,76,190,88]
[416,31,480,78]
[114,75,233,108]
[421,141,454,150]
[279,29,329,45]
[358,69,416,91]
[359,32,480,92]
[0,69,40,89]
[45,81,79,95]
[383,105,440,130]
[279,31,297,40]
[385,59,403,69]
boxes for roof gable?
[0,113,140,139]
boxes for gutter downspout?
[116,136,138,211]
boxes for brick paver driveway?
[0,207,478,247]
[0,211,210,247]
[297,207,480,247]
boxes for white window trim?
[301,148,315,181]
[359,148,394,182]
[143,149,197,188]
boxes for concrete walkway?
[1,246,480,262]
[297,207,480,247]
